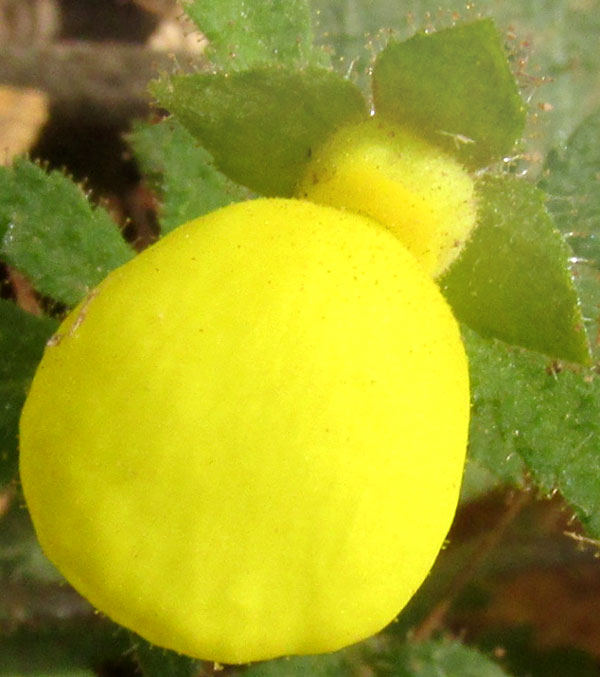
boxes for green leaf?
[151,66,367,196]
[380,638,513,676]
[0,158,134,307]
[372,19,526,168]
[133,637,203,677]
[465,326,600,538]
[129,118,252,235]
[542,109,600,243]
[0,622,131,676]
[502,2,600,161]
[242,651,352,676]
[0,498,62,588]
[441,175,590,364]
[0,658,92,676]
[541,108,600,359]
[459,455,524,504]
[183,0,325,70]
[0,300,57,488]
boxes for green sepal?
[372,19,526,168]
[441,175,590,365]
[151,66,367,196]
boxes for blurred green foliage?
[2,0,600,675]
